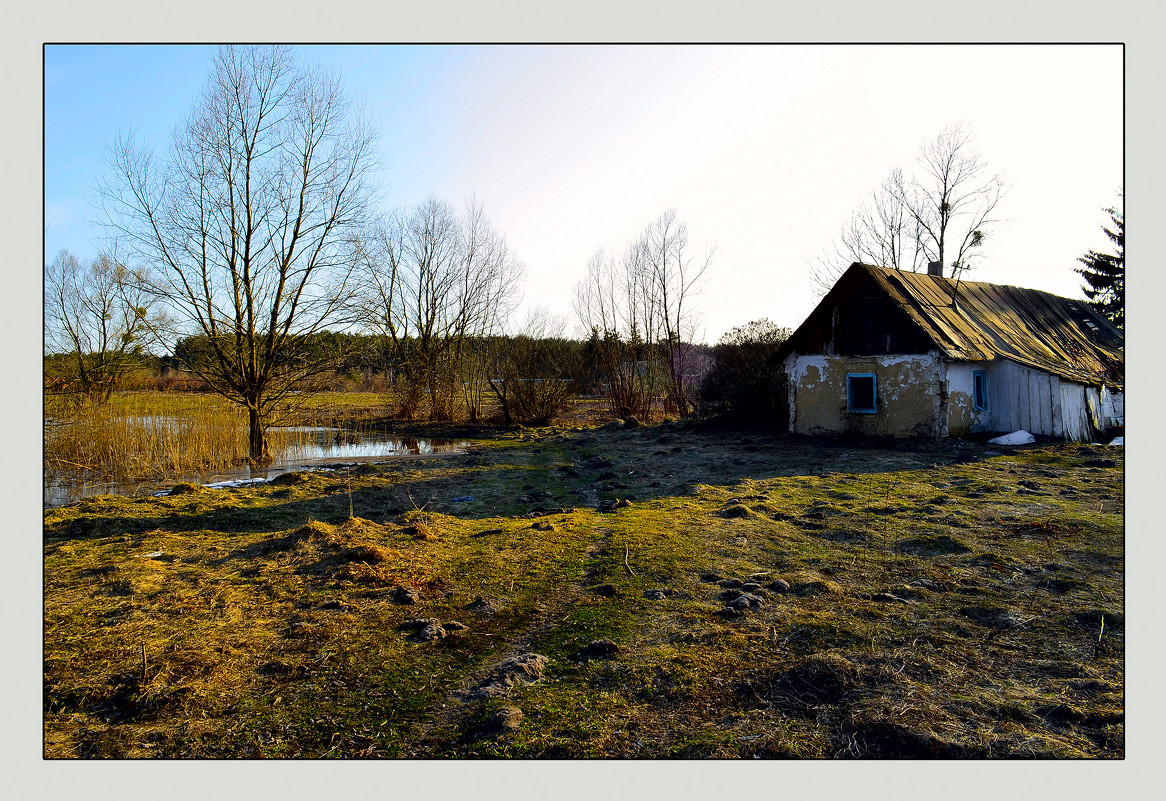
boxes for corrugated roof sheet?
[859,263,1123,387]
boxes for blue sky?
[45,44,1124,343]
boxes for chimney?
[927,260,943,278]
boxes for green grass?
[43,423,1124,758]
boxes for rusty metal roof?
[858,263,1123,387]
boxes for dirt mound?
[270,471,313,486]
[233,519,401,581]
[962,605,1026,630]
[472,654,550,698]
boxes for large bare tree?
[813,125,1006,294]
[358,195,523,421]
[97,46,378,464]
[44,247,161,401]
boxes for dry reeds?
[43,393,314,479]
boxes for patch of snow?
[988,430,1036,446]
[1108,437,1124,446]
[204,477,272,489]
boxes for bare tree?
[358,195,523,421]
[97,46,378,464]
[574,248,656,420]
[640,210,713,416]
[812,125,1006,293]
[574,210,712,419]
[905,124,1006,279]
[44,247,161,400]
[809,169,924,295]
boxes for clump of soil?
[744,653,907,713]
[580,640,620,659]
[962,605,1027,630]
[466,597,501,614]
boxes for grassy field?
[43,418,1124,758]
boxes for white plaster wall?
[944,362,980,435]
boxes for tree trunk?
[248,405,270,467]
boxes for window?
[973,371,988,411]
[847,373,877,413]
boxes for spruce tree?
[1076,197,1124,333]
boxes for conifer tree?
[1076,196,1124,333]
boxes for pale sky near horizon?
[45,44,1123,345]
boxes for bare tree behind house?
[906,124,1006,280]
[97,46,379,464]
[813,125,1006,294]
[44,248,162,400]
[810,169,925,295]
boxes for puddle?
[44,431,466,508]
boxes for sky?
[44,44,1123,345]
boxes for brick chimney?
[927,260,943,277]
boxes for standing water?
[44,425,466,508]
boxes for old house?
[777,262,1124,441]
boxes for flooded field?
[44,426,465,507]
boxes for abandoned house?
[776,262,1124,442]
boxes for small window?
[973,371,988,411]
[847,373,877,413]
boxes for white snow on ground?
[1109,437,1124,446]
[988,430,1036,446]
[204,478,273,489]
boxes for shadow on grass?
[42,424,1042,545]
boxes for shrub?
[700,318,791,427]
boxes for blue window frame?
[973,371,989,411]
[847,373,877,413]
